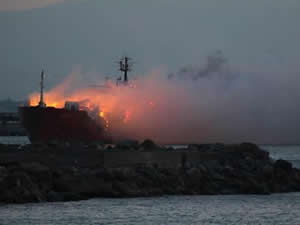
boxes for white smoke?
[37,52,300,145]
[109,52,300,144]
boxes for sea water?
[0,136,30,145]
[1,139,300,225]
[1,193,300,225]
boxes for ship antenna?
[119,56,132,83]
[38,70,46,108]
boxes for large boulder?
[274,159,293,171]
[139,139,160,150]
[0,166,8,181]
[116,139,139,150]
[20,162,50,175]
[46,191,64,202]
[262,164,274,178]
[240,143,269,159]
[184,167,204,188]
[112,181,142,197]
[188,143,225,152]
[0,171,45,203]
[20,162,52,192]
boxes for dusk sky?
[1,0,300,99]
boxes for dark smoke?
[168,50,232,81]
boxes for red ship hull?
[18,106,112,143]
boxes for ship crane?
[38,70,46,108]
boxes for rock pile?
[0,142,300,204]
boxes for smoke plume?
[30,53,300,144]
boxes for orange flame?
[28,73,164,142]
[99,111,104,118]
[28,74,141,129]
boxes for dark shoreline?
[1,141,300,204]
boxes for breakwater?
[1,141,300,204]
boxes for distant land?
[0,99,23,112]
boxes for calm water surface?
[1,194,300,225]
[1,138,300,225]
[0,136,30,145]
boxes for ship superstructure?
[19,70,112,143]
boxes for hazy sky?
[1,0,300,99]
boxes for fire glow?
[26,55,300,144]
[27,69,209,144]
[29,86,127,125]
[28,73,159,139]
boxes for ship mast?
[119,56,132,84]
[38,70,46,108]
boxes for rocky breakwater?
[0,141,300,204]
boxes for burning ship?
[19,57,132,143]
